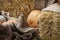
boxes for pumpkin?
[27,10,41,28]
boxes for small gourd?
[27,10,41,28]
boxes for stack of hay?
[38,3,60,40]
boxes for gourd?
[27,10,41,28]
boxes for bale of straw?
[38,11,60,40]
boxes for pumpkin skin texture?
[27,10,41,28]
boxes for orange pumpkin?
[27,10,41,28]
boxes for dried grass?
[0,0,35,18]
[39,11,60,40]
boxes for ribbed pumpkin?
[27,10,41,28]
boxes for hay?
[0,0,35,18]
[0,0,52,18]
[38,11,60,40]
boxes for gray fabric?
[35,0,46,10]
[0,13,39,40]
[0,15,6,22]
[35,0,55,10]
[47,0,55,6]
[41,3,60,13]
[15,14,38,32]
[0,24,39,40]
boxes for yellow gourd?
[27,10,41,28]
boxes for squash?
[27,10,41,28]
